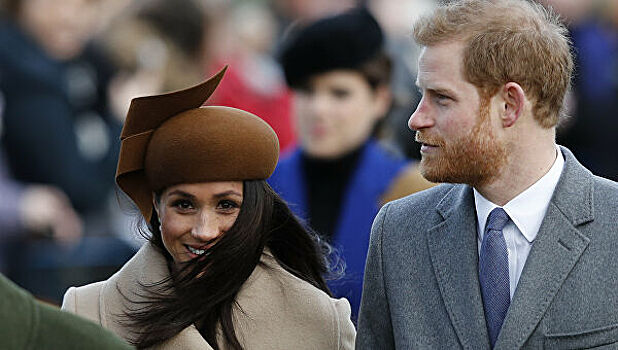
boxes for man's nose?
[408,99,434,131]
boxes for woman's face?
[153,181,243,264]
[293,70,390,159]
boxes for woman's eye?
[331,88,350,99]
[217,200,239,210]
[172,199,194,211]
[295,83,314,96]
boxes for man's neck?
[475,141,558,206]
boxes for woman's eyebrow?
[213,191,242,199]
[167,190,196,200]
[167,189,242,199]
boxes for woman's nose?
[191,213,221,242]
[305,92,330,121]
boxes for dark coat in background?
[0,20,135,303]
[0,19,120,215]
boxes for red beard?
[415,100,508,187]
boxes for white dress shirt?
[474,147,565,299]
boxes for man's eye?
[435,94,451,105]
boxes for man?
[356,0,618,349]
[0,274,132,349]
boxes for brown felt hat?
[116,67,280,222]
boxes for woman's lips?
[310,126,327,138]
[184,242,216,258]
[185,245,206,256]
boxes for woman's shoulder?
[61,280,107,324]
[380,162,436,204]
[62,243,167,324]
[232,252,356,349]
[249,251,330,300]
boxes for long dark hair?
[125,180,334,349]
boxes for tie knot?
[486,208,510,232]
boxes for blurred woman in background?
[62,68,355,349]
[270,7,434,320]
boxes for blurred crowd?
[0,0,615,305]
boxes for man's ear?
[501,82,526,128]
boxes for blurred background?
[0,0,615,305]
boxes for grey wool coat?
[356,146,618,349]
[62,242,355,349]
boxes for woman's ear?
[372,84,392,121]
[152,193,160,217]
[501,82,526,128]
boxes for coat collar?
[100,242,213,349]
[429,184,491,350]
[494,146,593,349]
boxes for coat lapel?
[100,243,214,349]
[156,326,212,349]
[494,146,594,349]
[427,185,490,350]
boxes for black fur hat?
[279,7,384,88]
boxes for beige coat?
[62,242,355,349]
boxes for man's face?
[409,41,507,186]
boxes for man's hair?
[413,0,573,128]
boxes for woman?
[61,68,355,349]
[270,7,434,320]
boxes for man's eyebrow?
[415,84,456,97]
[429,87,456,96]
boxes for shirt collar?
[474,146,565,243]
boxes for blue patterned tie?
[479,208,511,348]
